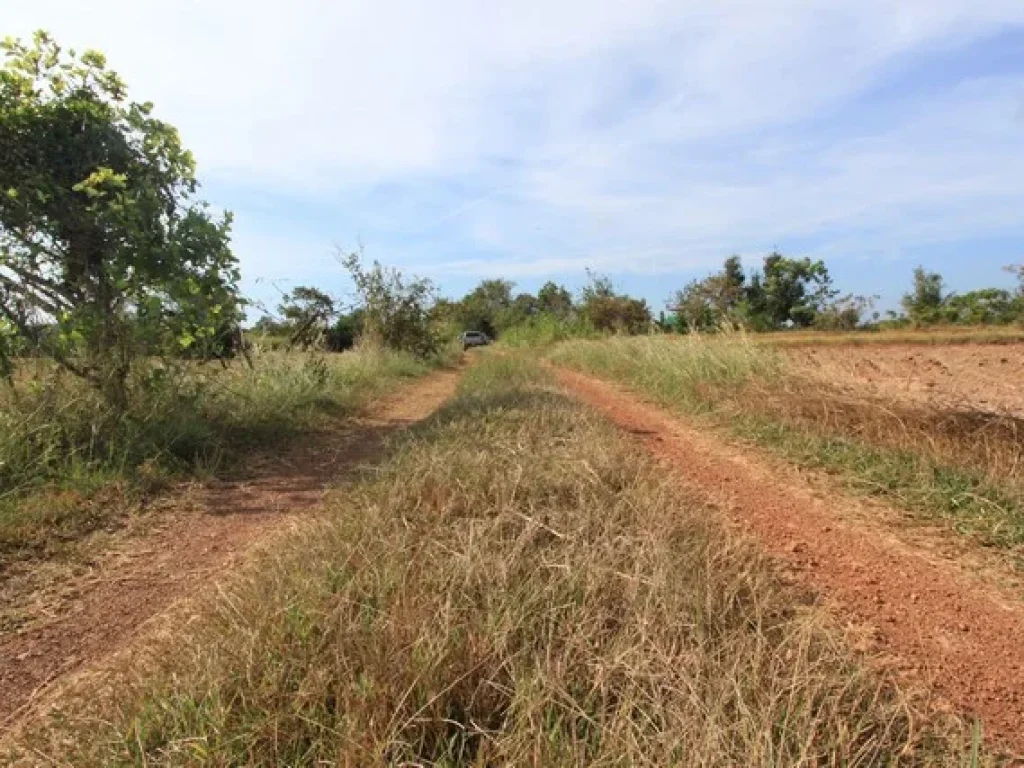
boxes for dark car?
[458,331,490,350]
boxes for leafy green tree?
[669,257,746,332]
[0,32,240,408]
[580,271,651,334]
[671,253,831,331]
[536,281,574,318]
[750,253,835,328]
[456,279,515,336]
[340,250,437,356]
[900,267,947,325]
[278,285,337,348]
[945,289,1018,325]
[511,292,538,323]
[327,309,364,352]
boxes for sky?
[7,1,1024,316]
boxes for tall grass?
[0,346,450,571]
[499,314,598,347]
[8,355,977,765]
[551,335,1024,558]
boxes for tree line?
[670,254,1024,332]
[262,252,1024,356]
[255,263,653,353]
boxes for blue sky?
[8,1,1024,316]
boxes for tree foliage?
[278,285,337,349]
[340,249,438,356]
[580,271,651,334]
[897,266,1022,327]
[536,281,574,318]
[671,253,836,331]
[0,31,240,407]
[900,267,947,325]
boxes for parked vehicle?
[458,330,491,350]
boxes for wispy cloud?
[7,1,1024,303]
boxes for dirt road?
[0,368,460,731]
[555,366,1024,756]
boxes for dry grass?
[550,335,1024,558]
[0,346,451,578]
[7,355,979,765]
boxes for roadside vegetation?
[0,34,461,577]
[7,354,980,765]
[550,335,1024,564]
[0,347,448,574]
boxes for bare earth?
[0,369,460,732]
[788,342,1024,417]
[555,366,1024,757]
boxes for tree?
[669,256,746,332]
[340,249,437,356]
[752,253,835,328]
[0,32,240,409]
[945,289,1018,325]
[457,279,515,337]
[278,285,336,349]
[900,267,947,325]
[670,253,832,332]
[537,281,574,318]
[327,309,364,352]
[580,271,651,334]
[813,294,876,331]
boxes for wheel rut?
[0,368,461,732]
[555,365,1024,756]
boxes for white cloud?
[6,0,1024,288]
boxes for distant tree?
[340,249,437,356]
[0,32,241,409]
[456,279,518,337]
[327,308,364,351]
[278,285,337,349]
[250,315,286,336]
[536,281,574,318]
[945,289,1019,325]
[900,267,948,325]
[669,257,746,332]
[751,253,835,328]
[580,271,651,334]
[813,294,876,331]
[671,253,833,332]
[511,292,538,321]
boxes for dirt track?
[555,366,1024,756]
[0,369,460,731]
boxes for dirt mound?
[0,369,460,731]
[556,366,1024,756]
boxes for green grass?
[0,345,454,574]
[7,354,980,765]
[550,335,1024,561]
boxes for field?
[2,336,1023,764]
[788,342,1024,417]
